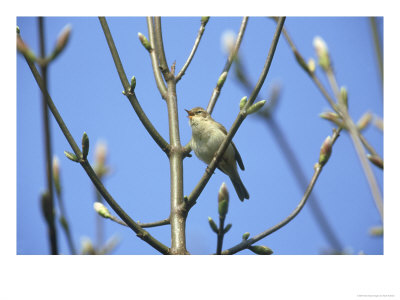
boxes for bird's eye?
[195,111,202,115]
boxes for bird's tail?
[230,175,249,201]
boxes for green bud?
[223,223,232,234]
[201,17,210,25]
[130,76,136,92]
[17,35,37,62]
[50,24,71,61]
[17,26,20,34]
[93,202,111,219]
[319,111,344,127]
[122,90,126,95]
[367,154,383,169]
[218,182,229,217]
[307,58,316,73]
[52,156,61,197]
[313,36,331,71]
[374,116,383,131]
[81,132,89,160]
[40,191,53,224]
[138,32,152,52]
[64,150,79,162]
[239,96,248,110]
[294,50,311,75]
[369,226,383,236]
[208,217,219,233]
[248,245,273,255]
[247,100,267,115]
[339,86,348,110]
[242,232,250,240]
[357,112,372,131]
[59,216,69,232]
[217,71,228,89]
[81,237,95,255]
[318,136,332,166]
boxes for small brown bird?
[186,107,249,201]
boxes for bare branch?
[176,17,209,82]
[221,128,342,254]
[185,17,286,209]
[146,17,168,99]
[98,17,171,156]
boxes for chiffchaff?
[185,107,249,201]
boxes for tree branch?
[278,22,383,220]
[98,17,170,156]
[176,17,209,82]
[146,16,168,99]
[206,17,248,114]
[185,17,285,209]
[221,128,342,254]
[153,17,170,76]
[38,17,58,255]
[20,46,170,255]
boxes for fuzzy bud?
[201,17,210,25]
[248,245,273,255]
[242,232,250,240]
[40,191,53,224]
[218,182,229,217]
[339,86,348,110]
[93,202,111,219]
[369,226,383,236]
[138,32,152,52]
[130,76,136,92]
[294,50,310,75]
[357,112,372,131]
[367,154,383,169]
[221,30,236,55]
[208,217,219,233]
[64,151,79,162]
[17,35,37,62]
[52,24,71,59]
[307,58,316,73]
[224,223,232,234]
[239,96,248,110]
[82,132,89,160]
[217,71,228,89]
[319,111,344,127]
[313,36,331,71]
[318,136,332,166]
[247,100,267,115]
[52,156,61,197]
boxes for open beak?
[185,109,194,119]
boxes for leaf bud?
[248,245,273,255]
[208,217,219,233]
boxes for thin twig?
[176,17,209,82]
[146,17,168,99]
[185,17,285,209]
[369,17,383,85]
[153,17,170,76]
[221,128,342,254]
[38,17,58,255]
[20,47,170,254]
[216,216,226,255]
[280,21,383,220]
[137,218,170,228]
[207,17,249,114]
[98,17,171,156]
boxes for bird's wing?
[232,142,245,171]
[215,120,245,171]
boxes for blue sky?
[17,17,383,255]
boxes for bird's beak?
[185,109,193,119]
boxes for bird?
[185,107,249,201]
